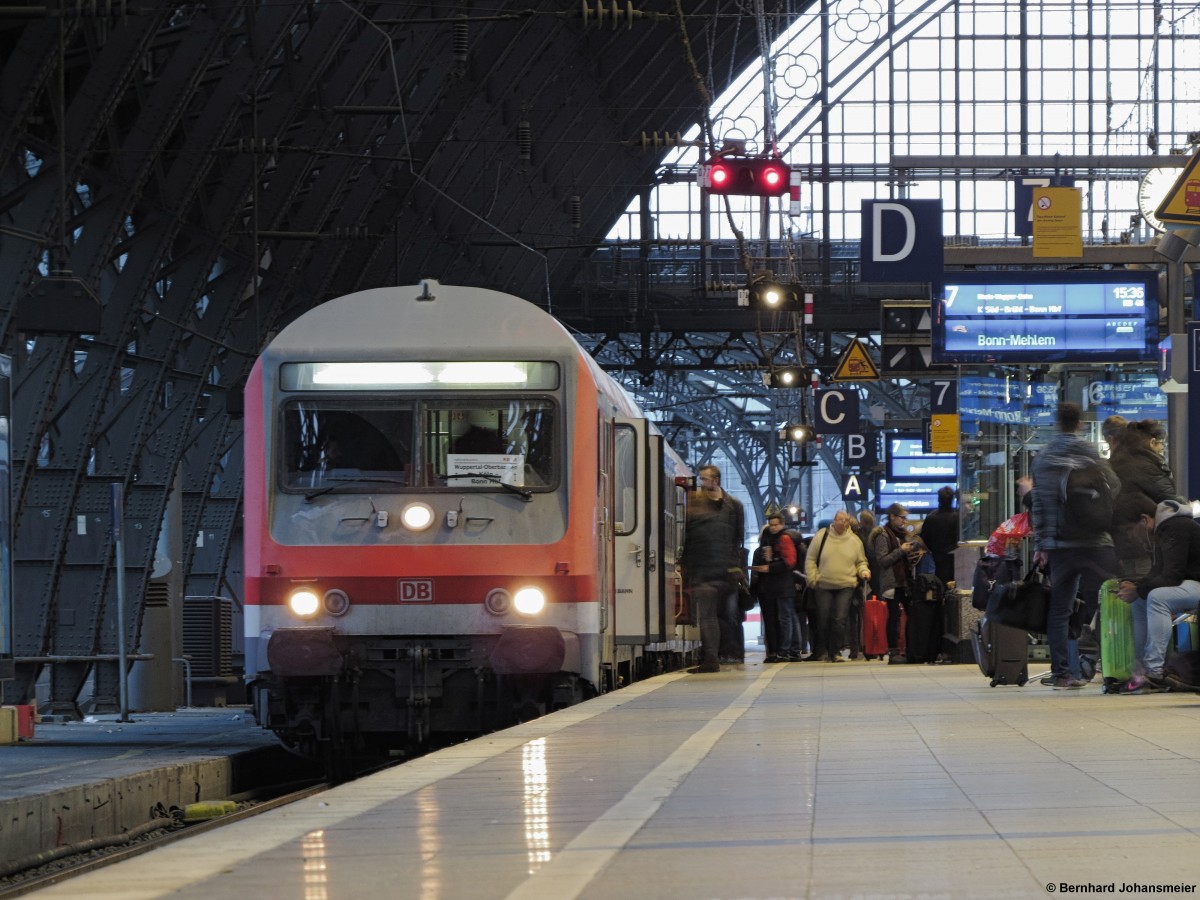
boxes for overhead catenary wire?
[336,0,553,312]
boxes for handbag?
[736,578,756,612]
[989,566,1051,633]
[971,555,1022,611]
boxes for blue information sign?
[934,271,1158,364]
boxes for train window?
[613,424,637,535]
[424,399,556,490]
[280,400,414,490]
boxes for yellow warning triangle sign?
[831,339,880,382]
[1155,151,1200,225]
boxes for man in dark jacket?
[920,486,959,586]
[1116,498,1200,692]
[682,465,746,672]
[1031,402,1121,689]
[751,514,802,661]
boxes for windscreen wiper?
[304,476,407,502]
[450,472,533,502]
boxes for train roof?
[267,281,583,362]
[264,281,643,418]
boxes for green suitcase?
[1100,578,1136,691]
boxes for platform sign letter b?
[843,433,877,468]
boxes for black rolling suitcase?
[970,616,1029,687]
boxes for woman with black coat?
[1109,420,1178,578]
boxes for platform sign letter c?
[815,389,859,435]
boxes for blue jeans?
[813,585,854,660]
[769,590,802,656]
[1046,546,1116,679]
[1129,580,1200,677]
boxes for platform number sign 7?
[930,379,957,415]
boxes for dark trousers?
[716,582,743,661]
[759,592,780,655]
[847,588,864,657]
[813,585,854,660]
[795,598,812,655]
[1046,546,1116,678]
[886,587,909,650]
[690,579,724,664]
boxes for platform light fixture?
[752,280,796,308]
[780,423,816,443]
[763,365,809,388]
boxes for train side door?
[612,418,651,645]
[646,432,667,641]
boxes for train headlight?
[323,589,351,617]
[512,587,546,616]
[288,588,321,618]
[400,501,435,531]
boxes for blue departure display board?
[933,271,1159,364]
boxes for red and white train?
[243,281,696,770]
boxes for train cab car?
[243,281,695,767]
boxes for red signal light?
[700,157,791,197]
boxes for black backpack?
[911,571,947,604]
[1056,460,1115,541]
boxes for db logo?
[397,579,434,603]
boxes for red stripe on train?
[248,574,593,605]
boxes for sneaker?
[830,654,845,663]
[1040,674,1056,686]
[688,661,721,673]
[887,653,907,665]
[785,653,803,662]
[1119,673,1170,694]
[1051,676,1087,690]
[763,655,783,664]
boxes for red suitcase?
[863,594,889,659]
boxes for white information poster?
[447,453,525,487]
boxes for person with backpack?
[920,487,960,586]
[1030,402,1121,689]
[751,513,803,662]
[805,510,871,663]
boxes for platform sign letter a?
[843,474,865,501]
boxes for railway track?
[0,777,334,898]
